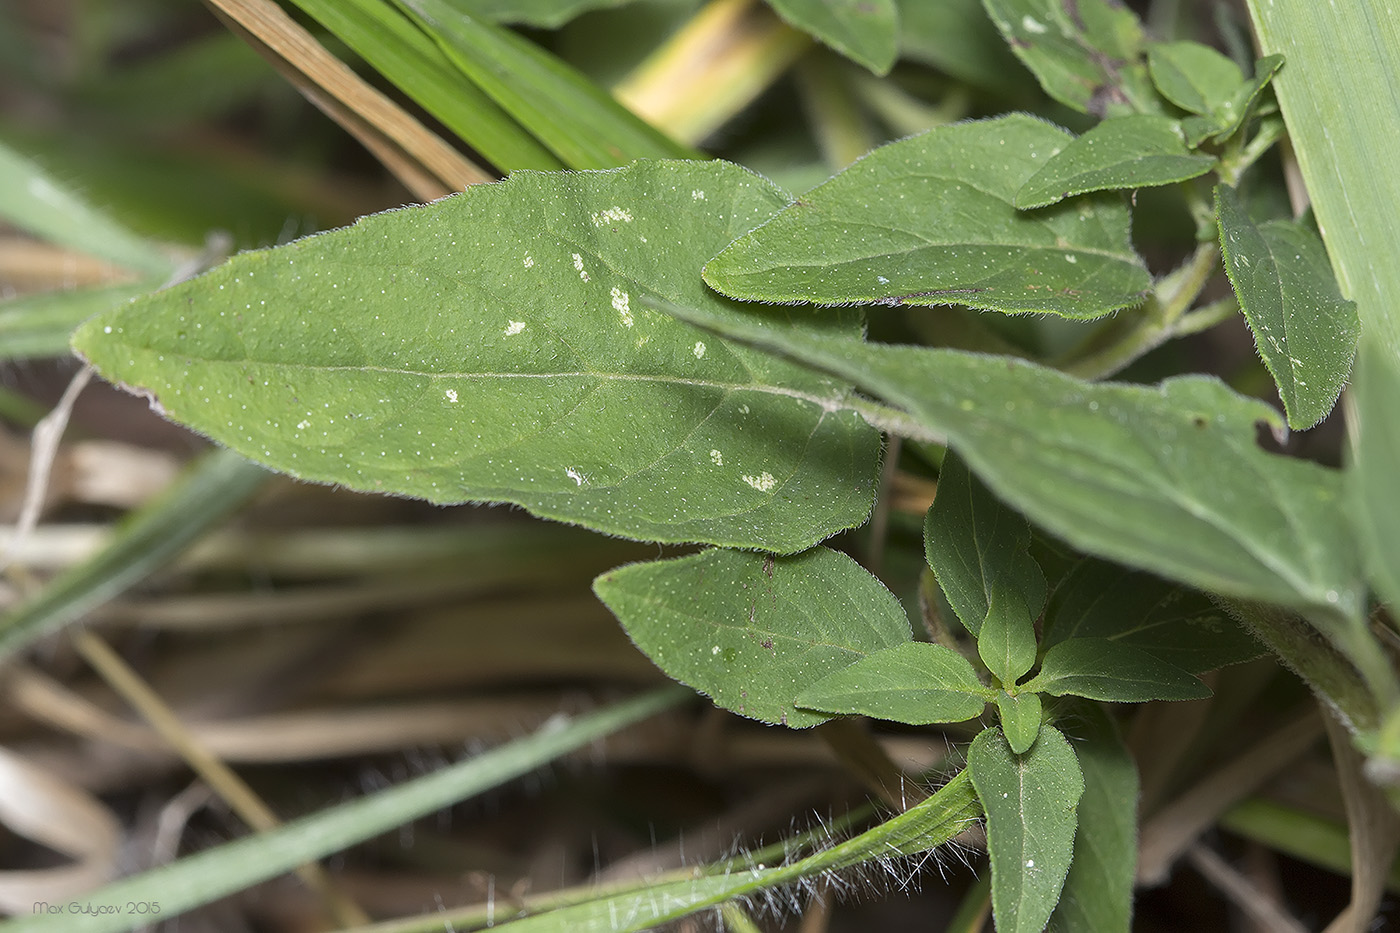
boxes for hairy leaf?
[979,0,1156,116]
[595,547,913,728]
[705,115,1151,318]
[1047,702,1137,933]
[925,452,1046,638]
[72,162,882,551]
[1216,184,1359,430]
[1043,560,1263,674]
[767,0,898,74]
[1015,114,1215,209]
[654,299,1363,616]
[795,641,993,725]
[996,691,1042,755]
[1023,637,1211,702]
[969,725,1084,933]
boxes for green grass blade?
[286,0,561,172]
[0,686,689,933]
[0,281,157,362]
[0,448,268,662]
[1243,1,1400,357]
[0,140,174,278]
[396,0,699,169]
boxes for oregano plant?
[8,0,1397,929]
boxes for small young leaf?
[1147,41,1245,116]
[653,301,1363,618]
[1022,638,1210,702]
[1148,43,1283,145]
[1216,184,1360,429]
[767,0,898,74]
[1348,337,1400,613]
[72,161,882,552]
[968,725,1084,933]
[398,0,696,168]
[704,114,1151,319]
[924,452,1046,638]
[794,641,993,725]
[1015,114,1215,209]
[1046,702,1138,933]
[979,0,1157,116]
[1043,559,1263,674]
[995,691,1042,754]
[978,580,1040,687]
[595,547,913,728]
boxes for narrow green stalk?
[1062,242,1220,380]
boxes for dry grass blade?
[1321,712,1400,933]
[1186,843,1309,933]
[201,0,491,199]
[1138,708,1324,885]
[71,629,371,928]
[0,746,121,912]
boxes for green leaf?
[1015,114,1215,209]
[766,0,898,74]
[461,0,636,27]
[897,0,1025,95]
[72,161,881,552]
[287,0,562,172]
[968,725,1084,933]
[1022,637,1210,702]
[1,687,689,933]
[1043,559,1263,674]
[924,452,1046,638]
[595,547,912,728]
[492,769,981,931]
[1215,184,1359,430]
[794,641,993,725]
[0,281,157,362]
[1046,702,1137,933]
[1244,2,1400,357]
[397,0,697,169]
[979,0,1156,115]
[978,580,1040,686]
[995,691,1042,754]
[704,115,1151,319]
[0,139,173,278]
[0,450,268,663]
[652,301,1364,617]
[1148,43,1283,144]
[1349,337,1400,613]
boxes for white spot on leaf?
[504,320,526,336]
[445,389,459,403]
[692,190,706,200]
[565,467,587,486]
[611,287,633,327]
[742,472,777,492]
[572,253,590,282]
[693,341,706,359]
[523,255,534,268]
[590,206,634,226]
[1022,15,1048,33]
[710,449,723,466]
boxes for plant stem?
[1061,241,1220,380]
[613,0,810,145]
